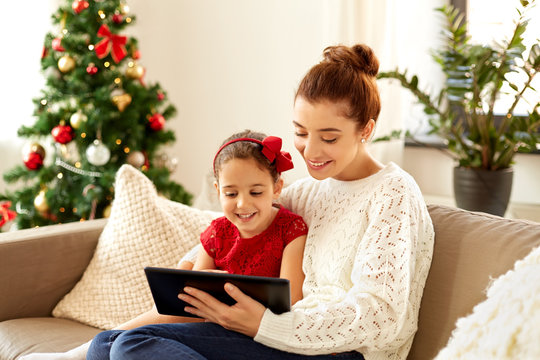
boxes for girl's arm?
[114,260,202,330]
[192,245,217,271]
[279,235,306,305]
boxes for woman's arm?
[279,235,306,305]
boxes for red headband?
[213,136,294,174]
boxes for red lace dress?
[200,206,308,277]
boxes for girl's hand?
[178,283,266,337]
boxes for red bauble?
[72,0,89,14]
[51,125,75,144]
[52,38,65,52]
[112,13,123,24]
[148,113,165,131]
[132,50,141,60]
[156,91,165,101]
[23,152,44,170]
[86,64,98,75]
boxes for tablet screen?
[144,267,291,318]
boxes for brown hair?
[213,130,280,183]
[295,44,381,130]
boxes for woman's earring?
[361,138,366,143]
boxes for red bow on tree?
[0,201,16,228]
[213,136,294,174]
[95,24,127,63]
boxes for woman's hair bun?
[322,44,379,77]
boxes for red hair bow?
[0,201,16,228]
[95,24,127,63]
[213,136,294,174]
[260,136,294,173]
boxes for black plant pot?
[453,167,514,217]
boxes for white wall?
[6,0,538,209]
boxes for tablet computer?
[144,267,291,318]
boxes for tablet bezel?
[144,267,291,318]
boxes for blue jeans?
[87,322,365,360]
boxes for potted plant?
[378,0,540,216]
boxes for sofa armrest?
[0,219,107,321]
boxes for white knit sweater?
[254,162,434,360]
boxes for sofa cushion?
[0,317,100,359]
[409,205,540,360]
[435,245,540,359]
[52,165,218,330]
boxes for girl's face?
[293,97,370,181]
[215,157,283,238]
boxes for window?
[457,0,540,116]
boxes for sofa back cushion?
[409,204,540,360]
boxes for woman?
[87,43,434,360]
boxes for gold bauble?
[58,55,76,73]
[34,190,49,213]
[102,203,112,218]
[69,111,88,129]
[126,62,144,79]
[112,93,132,112]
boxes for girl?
[22,130,307,360]
[192,129,307,304]
[87,44,434,360]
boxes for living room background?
[1,0,539,213]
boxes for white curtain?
[321,0,447,166]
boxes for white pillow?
[435,245,540,359]
[52,165,217,330]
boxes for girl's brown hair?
[295,44,381,130]
[213,130,280,183]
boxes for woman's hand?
[178,283,266,338]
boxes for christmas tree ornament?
[22,143,46,170]
[132,49,141,60]
[148,113,165,131]
[58,55,75,73]
[86,139,111,166]
[52,38,65,52]
[112,13,123,24]
[0,201,17,228]
[102,203,112,218]
[51,124,74,144]
[126,61,144,79]
[126,150,145,167]
[119,2,130,14]
[41,46,48,59]
[34,189,49,213]
[111,92,132,112]
[95,24,128,63]
[72,0,89,14]
[157,91,165,101]
[69,111,87,129]
[86,63,98,75]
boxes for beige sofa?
[1,204,540,360]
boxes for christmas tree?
[0,0,192,231]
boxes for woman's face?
[293,97,367,181]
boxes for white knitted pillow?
[52,165,216,330]
[435,245,540,360]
